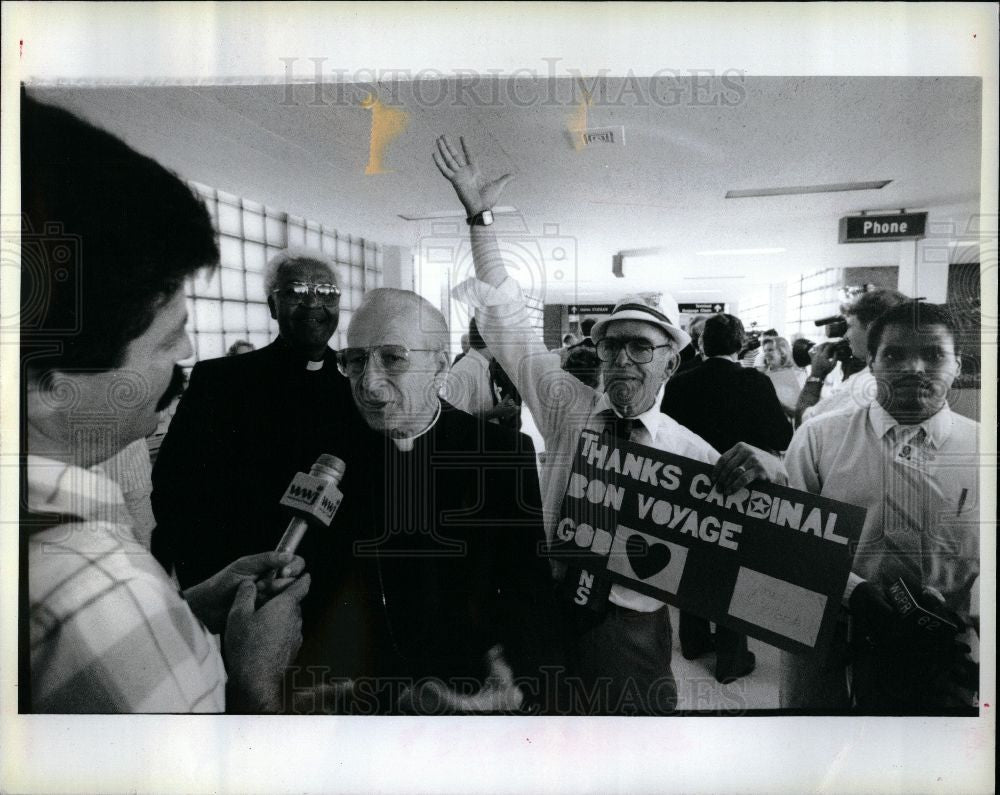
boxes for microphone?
[275,454,347,555]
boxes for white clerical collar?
[305,359,324,371]
[391,401,443,451]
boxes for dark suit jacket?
[151,337,364,590]
[295,401,567,712]
[660,357,793,453]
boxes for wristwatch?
[806,376,824,384]
[467,209,494,227]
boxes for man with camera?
[795,288,907,424]
[781,301,979,712]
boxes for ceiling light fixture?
[696,247,787,256]
[725,180,891,199]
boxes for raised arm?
[433,135,594,440]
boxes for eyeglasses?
[596,338,672,364]
[337,344,439,377]
[271,281,342,304]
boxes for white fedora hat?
[590,296,691,350]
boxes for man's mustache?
[155,365,188,412]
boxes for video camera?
[792,315,855,365]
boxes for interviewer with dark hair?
[21,92,309,714]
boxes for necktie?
[600,409,636,443]
[877,425,931,585]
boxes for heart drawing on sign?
[625,533,671,580]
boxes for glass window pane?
[247,303,271,331]
[198,332,224,361]
[220,268,245,300]
[305,226,321,249]
[194,299,223,332]
[191,267,222,298]
[222,302,247,332]
[244,240,267,273]
[322,232,338,255]
[350,240,363,267]
[217,201,241,236]
[219,235,243,269]
[336,237,351,263]
[287,220,306,246]
[243,208,266,242]
[266,214,287,247]
[245,271,265,301]
[351,287,364,310]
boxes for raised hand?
[433,135,513,218]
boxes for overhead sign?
[567,304,615,315]
[548,431,866,656]
[839,212,927,243]
[678,303,725,314]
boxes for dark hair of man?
[866,301,960,358]
[842,287,908,328]
[762,328,779,338]
[700,313,745,357]
[580,317,597,338]
[20,90,218,377]
[468,317,487,350]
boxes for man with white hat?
[434,135,784,714]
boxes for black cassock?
[291,400,566,713]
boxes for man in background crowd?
[781,301,979,712]
[452,332,471,365]
[671,314,707,378]
[796,288,907,424]
[661,313,792,683]
[445,317,519,423]
[21,92,308,714]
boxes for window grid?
[184,181,383,361]
[785,268,843,339]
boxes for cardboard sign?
[548,431,867,656]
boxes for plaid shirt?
[27,456,227,713]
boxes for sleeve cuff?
[451,275,523,309]
[842,572,865,606]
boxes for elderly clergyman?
[434,135,785,714]
[293,288,566,713]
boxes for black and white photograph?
[1,3,995,793]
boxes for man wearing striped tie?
[434,135,786,714]
[781,301,979,712]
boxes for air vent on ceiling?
[583,126,626,146]
[725,180,891,199]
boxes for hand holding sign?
[713,442,788,495]
[550,431,866,656]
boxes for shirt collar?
[868,401,954,447]
[26,455,126,521]
[593,392,664,439]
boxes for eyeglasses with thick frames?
[596,338,672,364]
[271,281,342,304]
[337,344,439,378]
